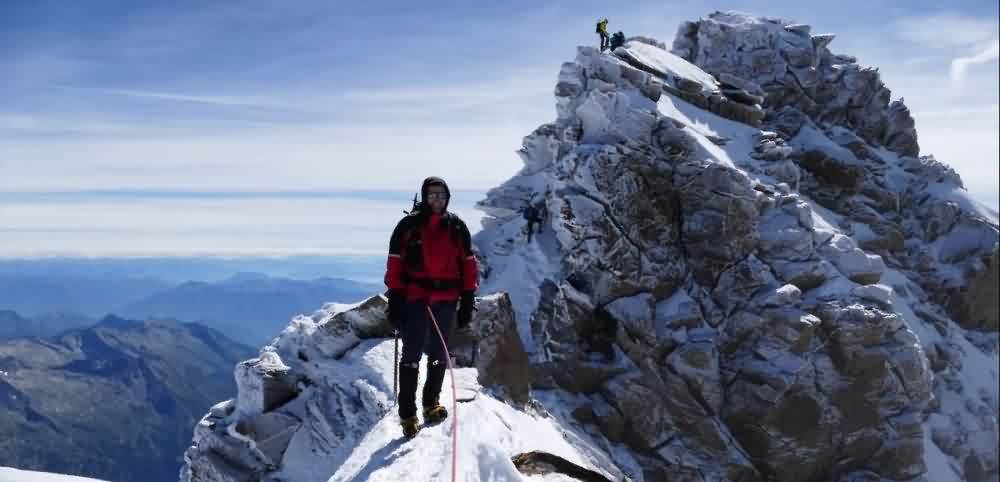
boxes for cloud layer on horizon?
[2,1,997,256]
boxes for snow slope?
[183,298,635,482]
[0,467,107,482]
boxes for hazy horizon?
[3,1,998,258]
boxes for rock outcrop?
[672,12,920,158]
[473,14,998,480]
[183,11,998,482]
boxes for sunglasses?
[426,192,449,200]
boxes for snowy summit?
[181,12,999,482]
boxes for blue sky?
[1,0,997,257]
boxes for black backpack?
[611,32,625,49]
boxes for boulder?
[235,352,298,418]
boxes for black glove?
[386,289,405,330]
[457,291,476,329]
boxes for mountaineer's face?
[426,187,448,213]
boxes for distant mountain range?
[0,266,380,479]
[0,315,255,482]
[0,310,95,340]
[117,273,380,345]
[0,263,380,479]
[1,271,381,346]
[0,274,173,319]
[0,255,384,285]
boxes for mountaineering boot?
[398,363,420,437]
[423,404,448,424]
[400,415,420,438]
[422,360,448,424]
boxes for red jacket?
[385,211,478,302]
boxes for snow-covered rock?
[470,12,997,480]
[182,294,538,482]
[450,292,532,403]
[0,467,108,482]
[614,42,766,127]
[819,233,887,285]
[234,351,297,420]
[184,10,998,482]
[655,288,703,329]
[673,11,920,158]
[852,283,894,307]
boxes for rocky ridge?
[180,11,999,482]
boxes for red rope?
[426,304,458,482]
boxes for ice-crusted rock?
[186,11,998,482]
[815,302,934,479]
[753,130,794,161]
[819,233,886,285]
[473,17,997,481]
[673,11,920,157]
[851,283,894,307]
[717,299,932,481]
[655,288,703,329]
[614,41,766,126]
[182,294,530,481]
[451,293,533,403]
[234,351,298,419]
[947,244,999,331]
[677,17,986,328]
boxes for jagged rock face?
[451,293,533,403]
[950,245,998,331]
[553,143,687,304]
[717,268,933,480]
[614,41,766,127]
[670,12,998,335]
[475,27,997,481]
[940,228,1000,331]
[816,302,933,478]
[675,160,760,286]
[672,11,920,158]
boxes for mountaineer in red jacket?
[384,176,478,438]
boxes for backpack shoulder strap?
[444,213,472,251]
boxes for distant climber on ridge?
[596,18,610,51]
[522,197,546,243]
[384,176,478,438]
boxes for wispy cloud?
[9,64,558,135]
[73,88,293,109]
[887,13,999,97]
[0,123,531,192]
[951,39,1000,84]
[0,191,485,257]
[0,113,146,135]
[2,1,997,256]
[893,13,998,49]
[336,69,555,109]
